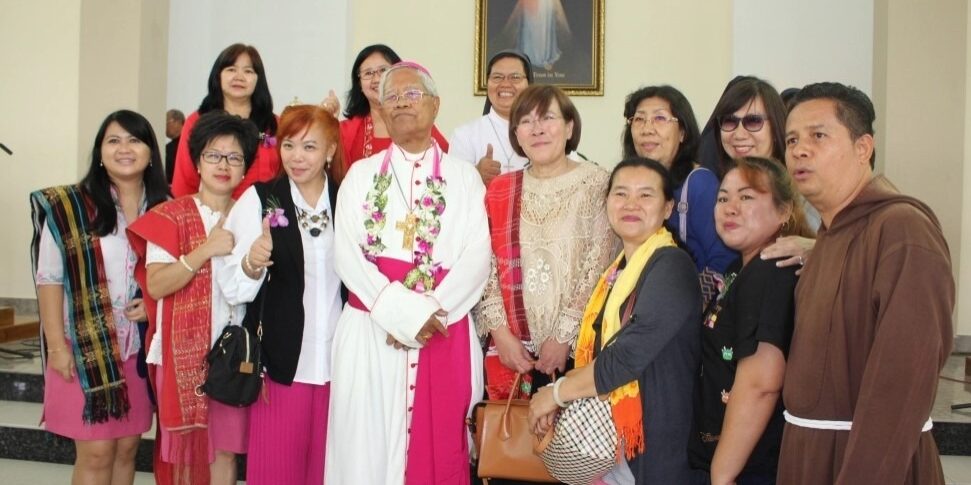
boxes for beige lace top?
[474,161,618,353]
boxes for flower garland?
[361,172,391,261]
[361,142,446,294]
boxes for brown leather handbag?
[470,373,557,483]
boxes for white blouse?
[143,198,246,365]
[216,179,342,385]
[36,212,141,360]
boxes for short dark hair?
[344,44,402,119]
[167,109,185,124]
[508,85,581,157]
[81,110,170,236]
[709,77,787,177]
[188,111,260,172]
[622,85,700,187]
[607,157,674,202]
[788,82,876,167]
[199,44,276,136]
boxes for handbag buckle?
[239,361,254,374]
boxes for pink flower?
[435,203,445,214]
[422,196,434,207]
[414,280,426,293]
[372,211,384,221]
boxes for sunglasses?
[719,114,766,132]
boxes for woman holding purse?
[529,157,702,483]
[128,111,257,484]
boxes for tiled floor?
[3,339,971,483]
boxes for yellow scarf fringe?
[575,227,676,458]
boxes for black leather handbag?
[197,287,265,407]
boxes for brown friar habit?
[778,175,954,485]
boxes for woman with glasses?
[339,44,449,167]
[31,110,168,485]
[707,78,819,267]
[474,85,615,404]
[218,105,345,484]
[171,43,280,199]
[128,112,257,485]
[622,85,734,306]
[450,50,534,186]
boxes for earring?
[325,156,333,170]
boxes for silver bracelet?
[552,376,569,408]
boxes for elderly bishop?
[325,62,491,485]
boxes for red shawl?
[128,196,213,484]
[483,171,534,399]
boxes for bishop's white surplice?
[325,143,491,485]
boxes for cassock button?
[410,384,415,390]
[414,180,421,185]
[414,162,421,168]
[413,199,419,205]
[408,406,413,412]
[410,363,417,368]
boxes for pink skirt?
[155,365,249,462]
[43,356,153,441]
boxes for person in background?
[473,84,615,405]
[339,44,449,168]
[529,157,701,484]
[622,85,734,306]
[218,105,345,484]
[689,157,814,485]
[128,112,258,485]
[30,109,169,485]
[450,50,534,185]
[777,82,953,485]
[171,43,280,198]
[165,109,185,183]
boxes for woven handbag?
[470,373,557,483]
[535,394,618,485]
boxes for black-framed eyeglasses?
[359,66,390,81]
[382,89,428,105]
[719,114,766,132]
[488,73,527,84]
[201,151,245,167]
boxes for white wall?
[733,0,874,95]
[166,0,348,118]
[0,2,82,299]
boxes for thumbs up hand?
[246,216,274,276]
[204,216,235,258]
[320,89,341,117]
[476,143,502,186]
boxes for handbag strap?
[500,373,522,440]
[677,167,711,243]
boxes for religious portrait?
[474,0,605,95]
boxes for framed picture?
[474,0,605,96]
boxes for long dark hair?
[80,110,169,236]
[708,77,787,177]
[198,43,276,135]
[621,85,700,187]
[343,44,402,119]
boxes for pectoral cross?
[395,213,419,251]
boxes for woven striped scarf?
[30,185,130,424]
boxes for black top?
[689,256,798,477]
[243,176,340,385]
[593,247,702,484]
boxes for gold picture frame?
[474,0,605,96]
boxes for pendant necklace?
[295,206,329,237]
[389,145,430,251]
